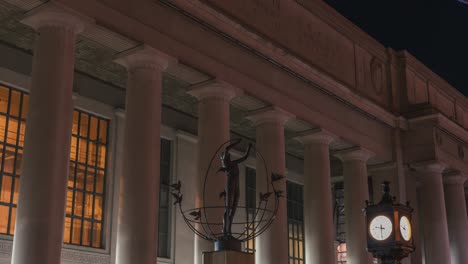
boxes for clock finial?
[379,181,393,205]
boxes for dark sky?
[324,0,468,96]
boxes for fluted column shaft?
[11,6,84,264]
[444,172,468,264]
[188,80,241,264]
[415,162,451,264]
[336,148,374,264]
[114,46,175,264]
[247,107,293,264]
[295,129,336,264]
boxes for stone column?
[335,148,374,264]
[187,80,241,264]
[247,106,293,264]
[294,129,336,264]
[11,5,85,264]
[414,162,451,264]
[444,171,468,264]
[114,46,175,264]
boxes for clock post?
[364,181,415,264]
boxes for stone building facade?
[0,1,466,264]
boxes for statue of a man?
[219,139,252,237]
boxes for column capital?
[293,128,337,146]
[334,147,374,162]
[246,106,294,127]
[21,2,91,33]
[187,79,242,101]
[410,160,446,175]
[443,170,468,185]
[114,45,177,71]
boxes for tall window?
[65,110,109,248]
[244,167,256,253]
[0,86,27,235]
[287,181,305,264]
[0,84,109,249]
[158,138,172,258]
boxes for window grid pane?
[287,181,305,263]
[158,138,172,258]
[244,167,256,253]
[66,109,109,248]
[0,85,23,236]
[0,85,110,249]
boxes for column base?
[202,250,254,264]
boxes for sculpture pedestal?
[202,250,254,264]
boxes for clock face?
[400,216,412,241]
[369,215,393,241]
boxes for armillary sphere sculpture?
[171,139,284,251]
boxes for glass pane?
[10,207,16,234]
[66,190,73,215]
[72,111,79,136]
[84,194,93,218]
[76,165,85,190]
[94,196,103,220]
[77,139,88,163]
[64,217,71,243]
[98,120,107,144]
[89,117,98,141]
[7,119,18,145]
[0,87,9,114]
[72,219,82,245]
[9,91,20,117]
[13,178,19,204]
[0,116,6,142]
[70,136,77,162]
[14,149,22,175]
[86,167,95,192]
[92,223,102,248]
[0,205,9,233]
[4,147,15,174]
[18,121,25,147]
[0,175,12,202]
[97,145,106,169]
[20,95,28,119]
[68,163,76,188]
[74,191,83,216]
[96,170,104,194]
[82,220,91,246]
[88,142,97,167]
[79,113,89,137]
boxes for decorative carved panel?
[202,0,356,87]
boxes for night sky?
[324,0,468,96]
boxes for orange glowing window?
[0,85,109,249]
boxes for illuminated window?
[158,138,172,258]
[65,110,109,248]
[337,243,347,264]
[244,167,256,253]
[0,84,109,249]
[287,181,305,264]
[0,86,27,235]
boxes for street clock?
[364,182,415,264]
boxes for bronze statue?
[218,139,252,237]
